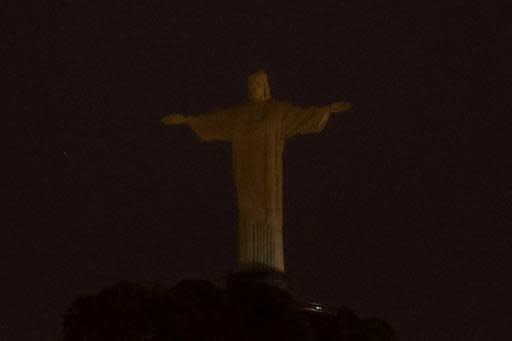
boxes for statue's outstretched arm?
[161,113,187,125]
[161,107,237,142]
[281,101,351,138]
[328,101,352,113]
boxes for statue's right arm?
[189,106,239,141]
[161,113,187,125]
[161,106,238,141]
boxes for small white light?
[315,306,322,310]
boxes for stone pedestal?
[226,269,290,290]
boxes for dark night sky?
[4,2,506,341]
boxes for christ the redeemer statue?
[161,70,351,274]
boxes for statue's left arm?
[281,101,351,138]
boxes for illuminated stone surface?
[162,71,351,273]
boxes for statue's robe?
[187,101,332,272]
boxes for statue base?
[225,269,290,290]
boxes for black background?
[4,2,506,340]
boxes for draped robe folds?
[186,101,332,272]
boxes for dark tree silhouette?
[62,280,398,340]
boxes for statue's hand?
[161,113,186,125]
[329,101,351,112]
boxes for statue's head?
[248,70,271,102]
